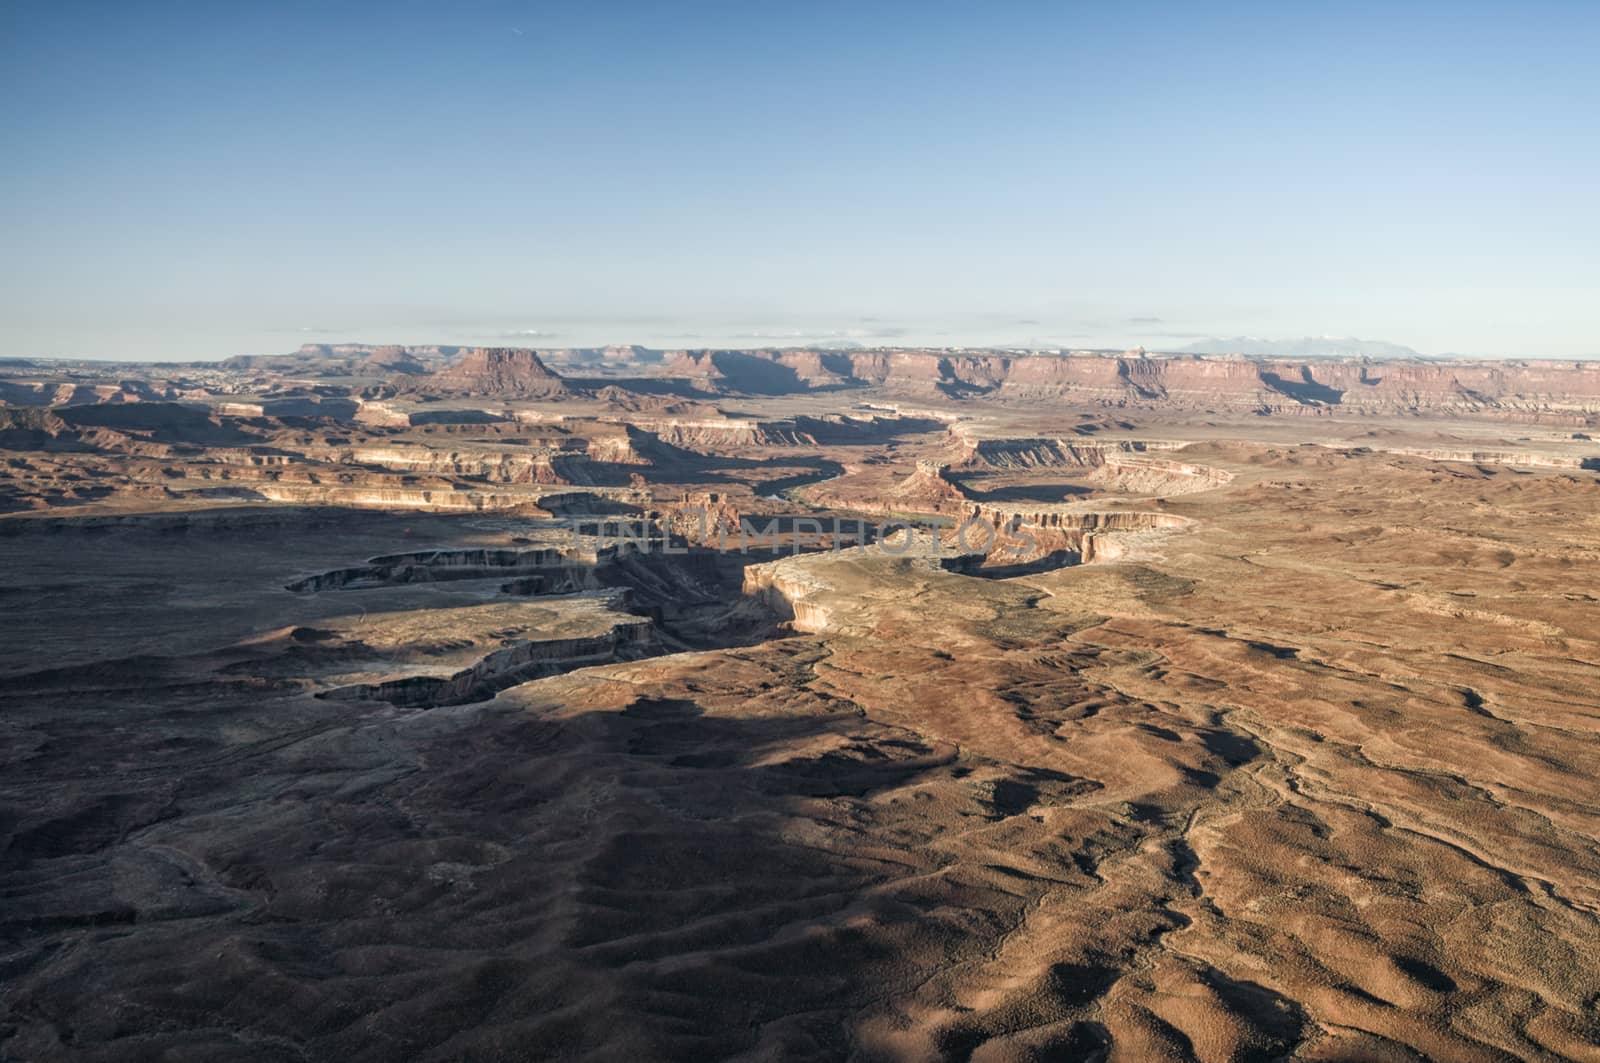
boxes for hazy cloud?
[729,324,912,342]
[493,329,566,340]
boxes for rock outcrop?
[400,348,568,398]
[322,619,657,707]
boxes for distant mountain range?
[1177,337,1423,359]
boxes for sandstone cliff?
[399,348,568,398]
[628,348,1600,420]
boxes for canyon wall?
[949,434,1234,495]
[741,559,842,635]
[322,619,657,707]
[642,348,1600,417]
[195,344,1600,421]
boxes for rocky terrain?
[2,346,1598,1061]
[36,343,1600,421]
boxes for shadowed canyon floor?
[2,359,1600,1061]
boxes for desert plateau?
[1,344,1597,1061]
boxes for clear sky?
[3,0,1597,361]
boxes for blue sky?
[3,0,1597,360]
